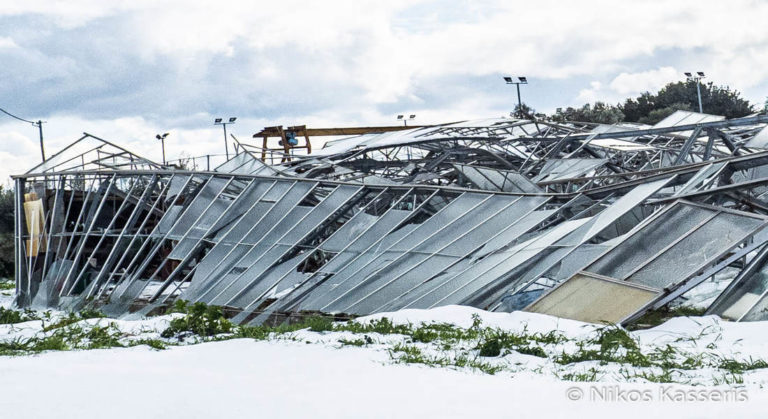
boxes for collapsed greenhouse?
[13,110,768,325]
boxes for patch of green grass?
[669,306,708,317]
[629,305,708,330]
[713,372,745,385]
[3,300,764,386]
[78,308,106,320]
[0,333,70,355]
[453,354,504,375]
[28,334,69,352]
[390,342,423,357]
[0,337,37,355]
[552,323,768,384]
[338,336,373,347]
[556,325,651,368]
[80,324,124,349]
[632,368,676,383]
[0,307,38,324]
[130,338,167,350]
[304,315,335,332]
[42,309,105,332]
[161,301,232,338]
[515,345,548,358]
[336,317,413,335]
[0,321,127,355]
[234,325,272,340]
[561,367,601,382]
[388,343,504,375]
[478,335,503,357]
[476,327,562,358]
[234,315,343,340]
[717,356,768,374]
[0,280,15,290]
[410,322,481,344]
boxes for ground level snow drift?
[0,299,767,418]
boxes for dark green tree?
[0,185,14,278]
[637,102,693,125]
[621,81,753,122]
[513,103,536,119]
[553,102,624,124]
[621,92,656,122]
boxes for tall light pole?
[684,72,705,113]
[396,114,416,127]
[503,76,528,118]
[155,132,169,165]
[214,117,237,159]
[0,107,46,161]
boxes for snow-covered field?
[1,288,767,418]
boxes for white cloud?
[3,0,768,179]
[7,0,768,104]
[0,37,18,49]
[610,67,679,95]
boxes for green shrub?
[161,301,232,338]
[0,307,37,324]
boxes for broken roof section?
[26,133,163,174]
[13,111,768,325]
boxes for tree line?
[516,80,758,125]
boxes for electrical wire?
[0,107,38,125]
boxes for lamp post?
[396,114,416,127]
[155,132,169,165]
[0,107,46,161]
[684,72,706,113]
[214,117,237,159]
[503,76,528,118]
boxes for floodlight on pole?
[503,75,528,119]
[396,114,416,127]
[214,117,237,159]
[684,71,706,113]
[155,132,169,165]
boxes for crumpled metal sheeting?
[707,246,768,321]
[453,164,543,193]
[16,113,768,325]
[535,201,768,324]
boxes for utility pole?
[0,107,46,161]
[684,72,706,113]
[155,133,169,165]
[35,120,45,161]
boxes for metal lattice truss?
[14,111,768,325]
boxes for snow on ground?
[360,305,598,339]
[3,338,767,419]
[0,292,767,418]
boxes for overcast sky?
[2,0,768,181]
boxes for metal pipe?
[696,79,703,113]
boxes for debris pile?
[13,111,768,325]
